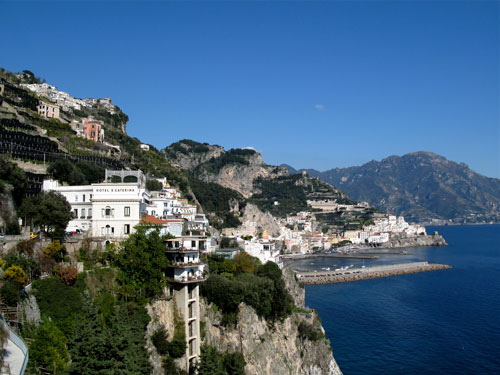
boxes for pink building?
[83,118,104,142]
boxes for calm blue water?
[303,225,500,375]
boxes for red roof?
[141,215,167,225]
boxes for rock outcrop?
[146,298,177,375]
[382,232,448,248]
[201,300,341,375]
[200,268,342,375]
[200,152,287,199]
[240,203,283,238]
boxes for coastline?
[297,262,452,285]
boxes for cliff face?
[240,203,283,238]
[165,141,225,170]
[146,299,177,375]
[200,269,342,375]
[198,152,287,199]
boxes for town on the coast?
[0,70,451,375]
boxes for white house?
[243,240,283,268]
[42,169,149,242]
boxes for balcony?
[168,273,208,284]
[170,261,203,268]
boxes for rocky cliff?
[205,152,286,199]
[200,269,342,375]
[382,232,448,249]
[164,141,287,199]
[240,203,283,238]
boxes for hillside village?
[0,69,442,374]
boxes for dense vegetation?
[250,175,308,217]
[195,148,256,175]
[0,156,28,207]
[165,139,211,157]
[15,227,180,374]
[197,345,245,375]
[20,191,72,239]
[113,226,171,302]
[48,159,106,185]
[26,272,152,374]
[189,177,245,229]
[201,254,294,324]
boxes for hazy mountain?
[285,152,500,223]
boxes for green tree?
[233,251,255,274]
[0,156,27,206]
[75,161,105,184]
[67,300,151,375]
[20,191,72,238]
[223,351,246,375]
[197,346,226,375]
[4,252,40,281]
[114,226,170,300]
[146,179,163,191]
[256,262,294,321]
[48,159,86,186]
[29,322,69,374]
[0,281,21,306]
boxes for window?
[81,208,86,218]
[75,195,78,202]
[124,224,130,234]
[191,240,196,248]
[88,208,92,218]
[124,206,130,217]
[82,194,85,202]
[105,206,112,217]
[73,209,78,218]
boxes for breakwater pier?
[297,262,452,284]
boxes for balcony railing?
[168,273,208,284]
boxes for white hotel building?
[42,170,149,242]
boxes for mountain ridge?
[282,151,500,224]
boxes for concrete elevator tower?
[164,236,207,371]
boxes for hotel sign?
[95,188,136,193]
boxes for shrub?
[4,265,28,285]
[43,241,66,260]
[0,281,21,306]
[55,266,78,286]
[29,322,69,374]
[4,252,40,281]
[298,321,323,341]
[152,327,169,355]
[15,239,36,257]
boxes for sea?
[289,225,500,375]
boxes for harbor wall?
[298,262,452,285]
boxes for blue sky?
[2,1,499,177]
